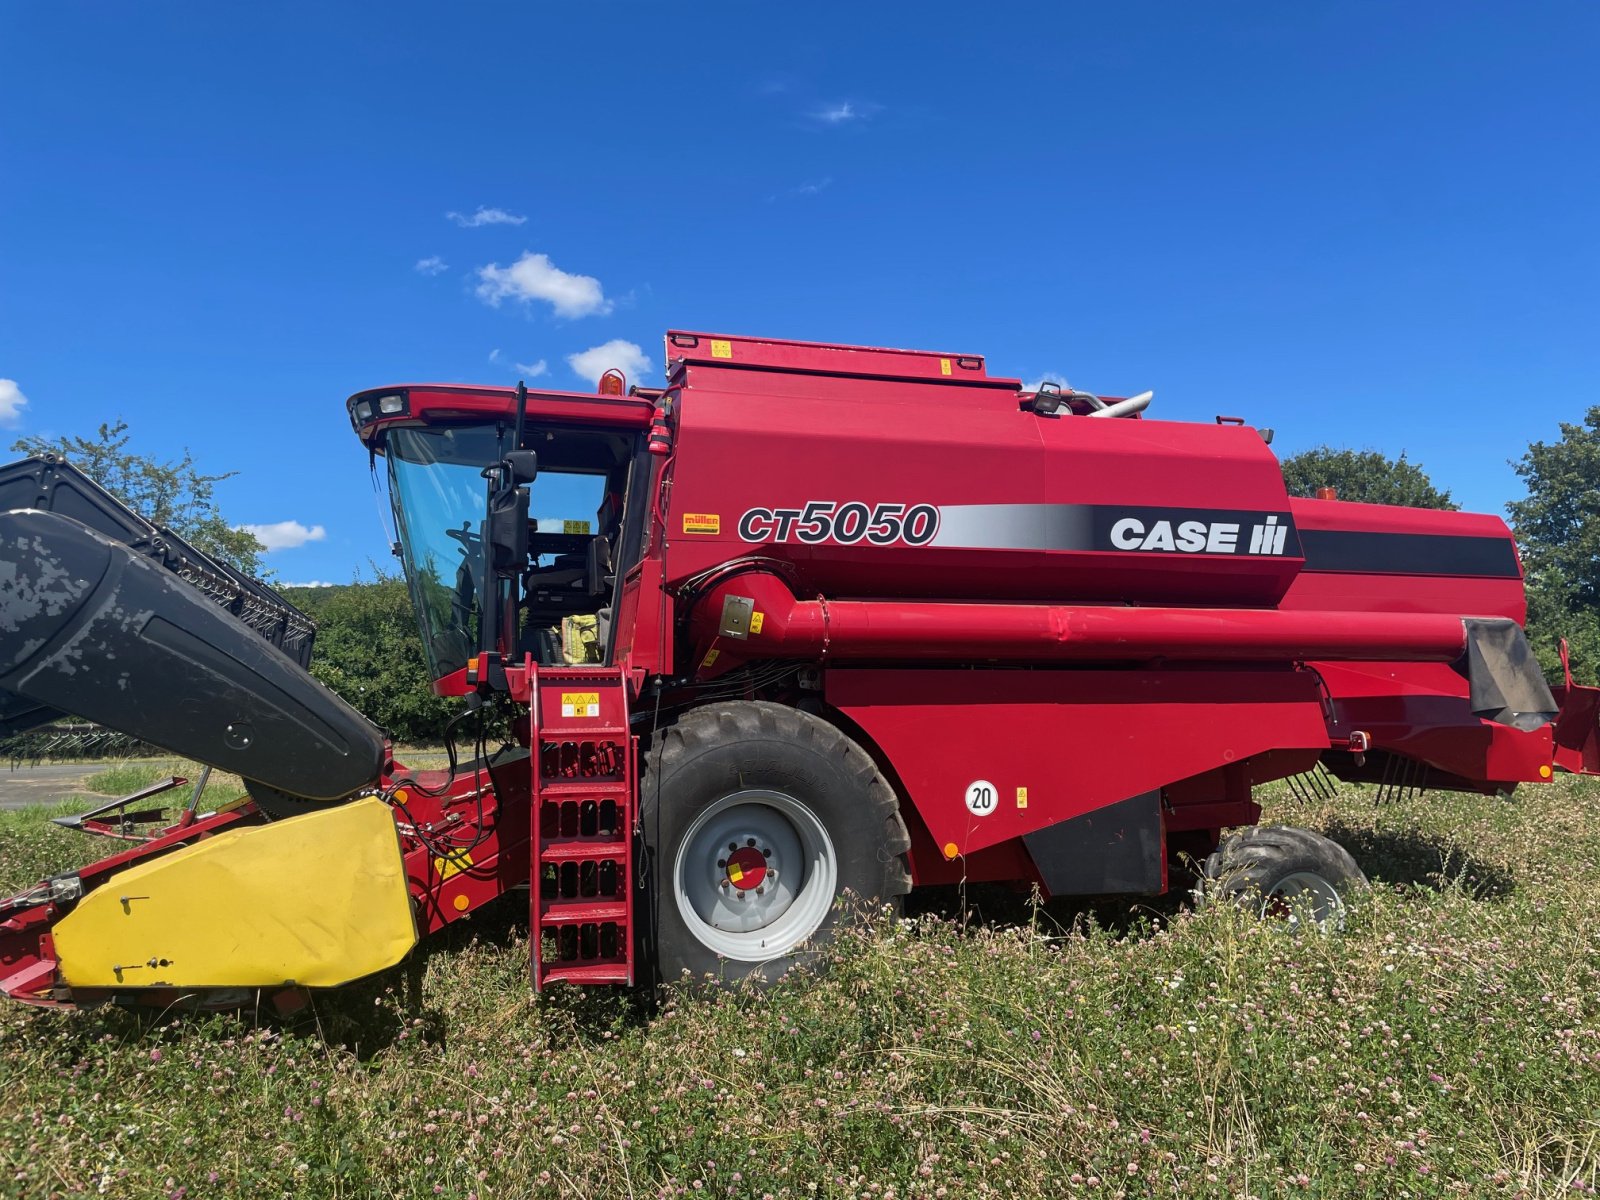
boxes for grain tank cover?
[661,332,1304,609]
[664,330,1012,388]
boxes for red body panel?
[827,667,1332,862]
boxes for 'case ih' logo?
[738,502,939,547]
[1108,513,1292,555]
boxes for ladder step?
[538,961,632,986]
[536,780,630,798]
[539,900,626,926]
[539,839,629,862]
[538,725,629,738]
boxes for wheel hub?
[723,845,768,891]
[1262,870,1346,931]
[673,789,838,962]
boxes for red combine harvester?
[2,330,1597,1007]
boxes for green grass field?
[2,772,1598,1199]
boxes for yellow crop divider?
[55,796,416,990]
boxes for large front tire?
[640,702,911,985]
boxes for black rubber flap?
[1464,617,1558,732]
[0,509,383,801]
[1023,790,1164,896]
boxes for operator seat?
[524,516,588,593]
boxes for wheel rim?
[1260,871,1347,931]
[672,788,837,962]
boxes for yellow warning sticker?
[940,357,952,375]
[700,648,720,668]
[683,512,721,534]
[434,851,474,882]
[711,339,733,359]
[561,691,600,718]
[1016,786,1029,810]
[562,519,592,534]
[749,611,765,634]
[728,861,745,883]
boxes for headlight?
[355,400,375,422]
[377,393,405,415]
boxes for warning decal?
[434,851,474,882]
[561,692,601,718]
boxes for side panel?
[1282,496,1526,623]
[825,667,1332,859]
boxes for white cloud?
[488,348,502,363]
[1023,372,1070,392]
[807,100,881,126]
[567,340,652,387]
[515,359,549,378]
[475,252,612,318]
[282,580,338,589]
[769,176,836,202]
[414,255,448,276]
[447,206,527,228]
[0,379,27,427]
[239,520,327,552]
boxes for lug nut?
[746,838,756,847]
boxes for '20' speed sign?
[964,779,998,817]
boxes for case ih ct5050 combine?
[2,331,1597,1007]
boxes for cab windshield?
[387,422,641,681]
[387,425,502,680]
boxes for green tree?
[1279,446,1457,509]
[12,420,266,575]
[288,575,458,742]
[1507,406,1600,682]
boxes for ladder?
[529,664,637,990]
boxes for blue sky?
[2,3,1596,584]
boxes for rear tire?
[1200,825,1368,931]
[639,701,911,986]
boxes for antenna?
[512,379,529,452]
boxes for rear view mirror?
[485,486,529,575]
[504,449,539,486]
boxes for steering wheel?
[445,520,482,554]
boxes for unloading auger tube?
[0,457,384,813]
